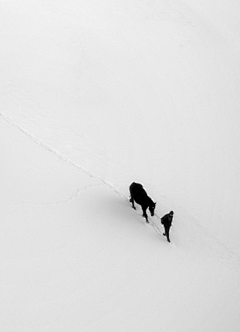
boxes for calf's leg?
[130,196,136,209]
[142,206,149,223]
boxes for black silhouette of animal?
[129,182,156,222]
[161,211,174,242]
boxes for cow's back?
[130,182,148,202]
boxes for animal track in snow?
[5,183,104,206]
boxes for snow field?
[1,0,240,331]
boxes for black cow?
[129,182,156,223]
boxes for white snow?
[1,0,240,331]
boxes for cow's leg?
[142,206,149,223]
[130,196,136,209]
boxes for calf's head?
[149,202,156,216]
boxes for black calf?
[129,182,156,222]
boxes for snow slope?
[1,0,240,331]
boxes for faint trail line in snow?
[0,111,97,177]
[0,111,127,199]
[1,111,164,237]
[2,111,236,255]
[6,184,103,205]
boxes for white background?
[1,1,240,331]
